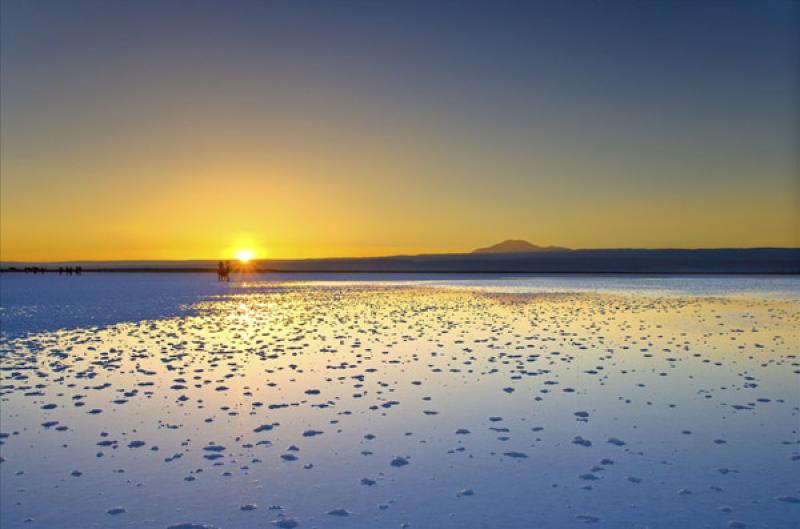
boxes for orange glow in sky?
[1,2,798,262]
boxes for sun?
[234,248,255,264]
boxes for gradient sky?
[2,0,798,261]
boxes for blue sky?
[1,1,798,259]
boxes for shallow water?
[1,275,798,528]
[3,273,799,337]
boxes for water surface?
[1,275,798,528]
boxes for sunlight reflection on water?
[1,281,798,528]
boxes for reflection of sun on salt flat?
[1,280,799,528]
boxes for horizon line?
[2,246,799,265]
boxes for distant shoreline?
[1,269,798,276]
[2,249,798,275]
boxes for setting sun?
[235,249,255,263]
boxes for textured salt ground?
[1,282,798,529]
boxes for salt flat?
[1,275,798,528]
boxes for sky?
[1,0,798,261]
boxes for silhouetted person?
[218,261,231,282]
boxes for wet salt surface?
[1,275,799,528]
[0,273,220,337]
[3,273,799,338]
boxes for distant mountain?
[3,248,799,274]
[472,239,570,254]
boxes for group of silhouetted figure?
[217,261,232,282]
[1,266,83,275]
[2,262,239,278]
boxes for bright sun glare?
[235,249,255,263]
